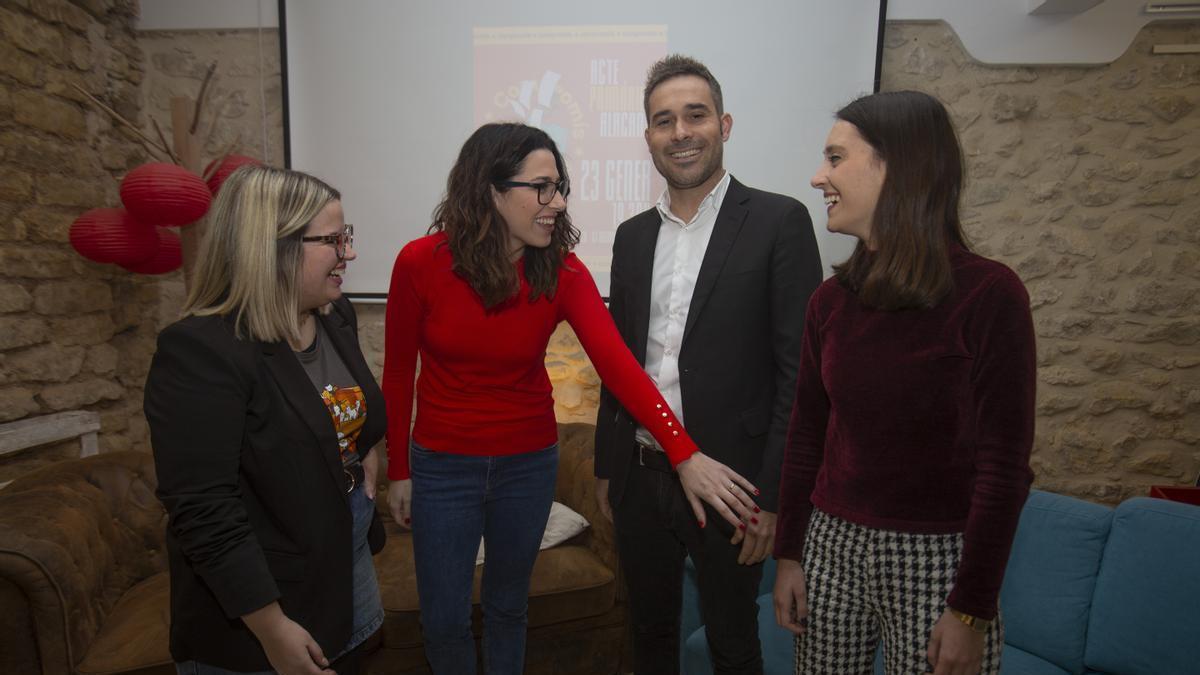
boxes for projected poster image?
[474,25,667,280]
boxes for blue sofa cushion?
[1085,497,1200,675]
[999,490,1113,675]
[682,623,713,675]
[1000,644,1072,675]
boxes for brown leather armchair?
[0,423,625,675]
[0,451,170,675]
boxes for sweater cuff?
[772,504,813,562]
[945,587,998,622]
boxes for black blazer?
[144,296,386,671]
[594,177,822,512]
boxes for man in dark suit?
[594,55,822,674]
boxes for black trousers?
[613,447,765,675]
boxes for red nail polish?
[698,519,705,528]
[754,488,761,496]
[404,518,411,524]
[751,517,759,525]
[738,522,747,530]
[753,506,761,513]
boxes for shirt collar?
[655,170,732,227]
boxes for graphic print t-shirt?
[297,319,365,466]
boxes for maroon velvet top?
[773,246,1035,620]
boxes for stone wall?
[0,0,163,481]
[137,27,285,170]
[124,19,1200,503]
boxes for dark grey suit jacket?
[594,177,822,512]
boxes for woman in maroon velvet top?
[772,91,1035,675]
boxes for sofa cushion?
[1000,644,1072,675]
[375,527,616,648]
[999,490,1112,675]
[75,572,171,675]
[1085,497,1200,675]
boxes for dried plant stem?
[150,118,181,164]
[70,83,177,163]
[190,62,217,135]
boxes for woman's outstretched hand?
[675,451,759,529]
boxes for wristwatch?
[948,607,992,633]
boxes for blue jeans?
[410,442,559,675]
[338,480,384,657]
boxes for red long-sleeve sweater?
[773,246,1036,620]
[383,232,697,480]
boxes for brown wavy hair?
[832,90,969,310]
[430,123,580,308]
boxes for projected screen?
[282,1,883,298]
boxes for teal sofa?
[682,490,1200,675]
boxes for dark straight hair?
[643,54,724,120]
[832,90,969,310]
[430,123,580,308]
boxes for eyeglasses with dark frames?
[301,223,354,260]
[495,178,570,205]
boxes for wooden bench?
[0,410,101,488]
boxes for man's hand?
[730,510,776,564]
[675,452,759,529]
[595,478,613,522]
[926,609,985,675]
[388,479,412,529]
[242,602,331,674]
[772,558,809,635]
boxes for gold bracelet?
[948,607,992,633]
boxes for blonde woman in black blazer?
[145,166,386,675]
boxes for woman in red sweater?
[383,123,759,674]
[772,91,1035,675]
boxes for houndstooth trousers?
[794,509,1003,675]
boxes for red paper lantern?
[204,154,261,195]
[121,227,182,275]
[120,162,212,226]
[69,208,159,265]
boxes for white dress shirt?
[635,171,732,450]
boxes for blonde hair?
[183,165,340,343]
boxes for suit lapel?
[627,210,661,365]
[260,338,346,499]
[682,178,750,344]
